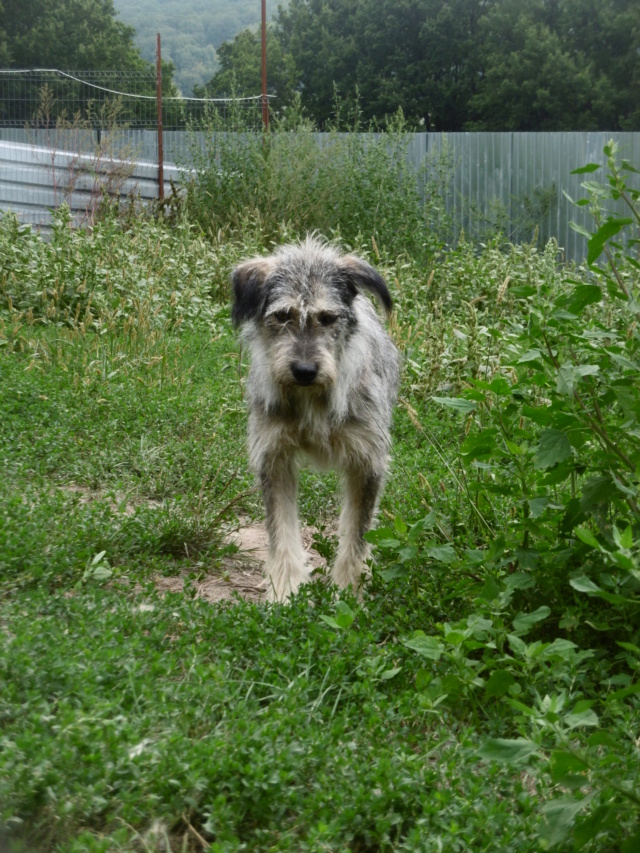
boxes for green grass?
[2,147,640,853]
[1,586,542,853]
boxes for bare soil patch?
[155,520,327,604]
[60,486,327,604]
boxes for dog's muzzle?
[291,361,318,386]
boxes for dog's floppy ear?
[231,257,275,326]
[341,256,393,314]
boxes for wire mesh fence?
[0,69,267,131]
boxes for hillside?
[112,0,286,96]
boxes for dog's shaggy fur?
[232,237,399,601]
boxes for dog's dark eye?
[317,312,338,327]
[272,310,292,324]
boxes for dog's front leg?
[333,468,383,592]
[260,456,311,602]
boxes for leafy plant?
[182,101,451,260]
[391,141,640,851]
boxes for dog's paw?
[264,557,312,603]
[331,556,370,593]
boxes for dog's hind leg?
[260,455,311,602]
[332,467,383,593]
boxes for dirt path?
[154,521,327,604]
[62,485,327,604]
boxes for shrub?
[182,102,451,260]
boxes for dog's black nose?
[291,361,318,385]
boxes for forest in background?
[0,1,639,131]
[204,0,640,132]
[112,0,288,96]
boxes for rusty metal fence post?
[156,33,164,201]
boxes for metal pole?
[156,33,164,201]
[261,0,269,130]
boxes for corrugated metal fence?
[426,132,640,261]
[0,132,181,233]
[1,128,639,260]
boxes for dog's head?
[232,237,392,391]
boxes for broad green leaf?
[587,731,619,749]
[394,516,408,535]
[575,364,599,377]
[535,430,572,469]
[570,576,601,594]
[612,524,633,551]
[581,179,608,195]
[574,527,600,549]
[484,670,516,698]
[549,751,589,788]
[556,364,576,396]
[477,737,538,764]
[571,163,601,174]
[507,634,528,655]
[540,798,591,847]
[320,601,355,630]
[528,497,550,518]
[543,639,579,659]
[379,567,406,582]
[364,527,396,545]
[587,218,633,265]
[568,220,593,240]
[398,545,418,563]
[612,385,640,421]
[564,706,599,729]
[432,396,477,413]
[487,375,511,395]
[512,606,550,635]
[319,615,342,629]
[407,512,436,542]
[517,349,543,363]
[91,566,113,581]
[427,544,457,564]
[505,439,527,456]
[608,683,640,702]
[561,284,602,315]
[621,159,640,174]
[505,573,536,591]
[403,633,444,661]
[616,641,640,657]
[380,667,402,680]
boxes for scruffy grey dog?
[232,236,399,602]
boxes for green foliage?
[195,27,299,111]
[1,0,154,73]
[182,105,450,260]
[0,206,229,331]
[112,0,290,96]
[2,145,640,851]
[388,141,640,850]
[204,0,640,131]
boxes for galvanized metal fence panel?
[0,138,180,233]
[1,130,639,259]
[424,131,640,261]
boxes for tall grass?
[182,102,451,259]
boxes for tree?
[196,26,299,112]
[466,0,637,130]
[201,0,640,131]
[3,0,153,71]
[0,2,9,66]
[466,2,614,130]
[559,0,640,129]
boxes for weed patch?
[1,142,640,851]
